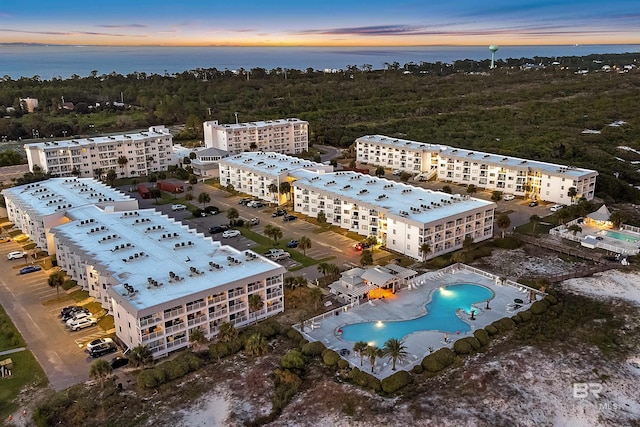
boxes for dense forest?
[1,53,639,202]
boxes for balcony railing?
[141,330,164,342]
[186,301,206,312]
[165,323,185,335]
[139,316,162,328]
[187,316,207,327]
[166,337,187,349]
[163,308,185,319]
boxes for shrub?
[473,329,490,346]
[485,325,498,336]
[321,349,341,368]
[301,341,326,357]
[421,355,444,372]
[411,364,424,374]
[136,369,159,388]
[530,301,548,315]
[349,367,382,392]
[544,294,559,305]
[453,339,473,355]
[209,341,231,359]
[337,359,349,370]
[465,337,481,350]
[511,315,523,324]
[432,347,456,366]
[281,349,306,370]
[539,298,551,307]
[255,321,281,338]
[381,370,412,394]
[519,310,533,322]
[286,327,303,342]
[494,318,516,332]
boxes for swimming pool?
[340,283,493,347]
[603,230,640,243]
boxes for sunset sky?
[1,0,639,46]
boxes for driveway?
[0,241,113,391]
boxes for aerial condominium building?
[24,126,173,179]
[356,135,598,204]
[203,118,308,155]
[1,178,138,254]
[220,152,496,261]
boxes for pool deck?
[300,264,540,378]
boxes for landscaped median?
[0,304,48,420]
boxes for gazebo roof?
[587,205,611,222]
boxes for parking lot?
[0,240,122,391]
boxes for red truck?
[157,181,185,193]
[137,184,150,199]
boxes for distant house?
[20,97,39,113]
[329,264,417,303]
[584,205,612,227]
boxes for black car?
[89,342,117,358]
[252,202,265,208]
[62,308,90,322]
[529,201,538,207]
[110,356,129,369]
[208,225,229,234]
[204,206,220,215]
[283,215,297,222]
[286,240,299,248]
[272,209,287,217]
[238,198,252,205]
[60,305,82,317]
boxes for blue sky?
[1,0,639,46]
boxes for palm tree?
[48,270,66,296]
[310,287,323,310]
[117,155,128,176]
[268,183,278,204]
[317,210,327,224]
[248,293,264,321]
[326,264,340,280]
[189,328,207,351]
[609,211,626,229]
[149,188,162,203]
[227,207,239,226]
[197,192,211,209]
[496,213,511,238]
[90,359,112,389]
[279,181,291,202]
[462,235,474,252]
[245,333,268,356]
[106,169,117,186]
[567,224,582,236]
[217,322,238,343]
[466,184,477,195]
[360,250,373,266]
[530,214,541,234]
[382,338,408,371]
[129,345,153,368]
[375,166,385,177]
[186,185,193,197]
[264,225,282,245]
[317,262,329,283]
[298,236,311,255]
[353,341,368,366]
[567,187,578,204]
[364,345,382,373]
[420,242,431,261]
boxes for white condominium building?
[203,118,308,155]
[52,204,285,358]
[221,152,496,261]
[2,178,138,254]
[218,152,332,205]
[24,126,173,179]
[356,135,598,204]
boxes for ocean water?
[1,44,638,80]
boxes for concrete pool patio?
[298,264,545,378]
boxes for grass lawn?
[97,315,115,331]
[0,306,48,420]
[239,227,320,268]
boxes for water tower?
[489,44,499,69]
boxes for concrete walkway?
[0,347,26,356]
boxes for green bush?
[453,338,473,355]
[286,327,303,342]
[163,358,190,381]
[209,341,231,359]
[485,325,498,336]
[530,301,548,315]
[493,318,516,332]
[301,341,326,357]
[281,349,306,370]
[539,298,551,307]
[511,315,523,324]
[465,337,481,350]
[492,236,521,249]
[136,369,159,388]
[432,347,456,366]
[337,359,349,370]
[421,355,444,372]
[321,349,341,368]
[411,364,424,374]
[381,370,412,394]
[254,321,281,338]
[349,367,382,392]
[544,294,559,305]
[473,329,490,346]
[519,310,533,322]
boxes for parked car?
[503,194,515,201]
[286,240,299,248]
[251,202,265,208]
[392,169,402,176]
[550,204,565,212]
[67,317,97,331]
[62,308,90,322]
[249,217,260,225]
[204,206,220,215]
[272,209,287,217]
[171,204,187,211]
[283,215,297,222]
[64,310,91,323]
[208,225,229,234]
[270,251,291,261]
[238,198,252,205]
[86,338,114,353]
[528,201,539,207]
[7,251,27,260]
[110,356,129,369]
[89,342,117,358]
[60,305,82,318]
[222,229,241,238]
[246,200,259,207]
[264,248,285,257]
[354,242,370,251]
[19,265,41,275]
